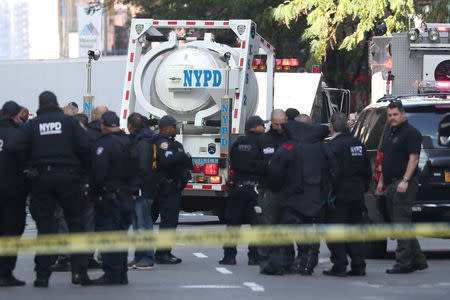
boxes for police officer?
[270,119,338,275]
[323,112,371,277]
[257,109,295,274]
[89,111,134,285]
[219,116,265,265]
[376,101,428,274]
[7,91,92,287]
[154,115,192,264]
[0,101,27,287]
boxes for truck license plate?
[446,172,450,183]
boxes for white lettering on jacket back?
[39,122,62,135]
[0,139,3,152]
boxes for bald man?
[257,109,295,275]
[87,106,108,141]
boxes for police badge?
[237,25,246,35]
[135,24,144,35]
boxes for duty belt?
[37,165,79,173]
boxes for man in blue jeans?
[127,113,157,270]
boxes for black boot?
[33,277,49,288]
[0,275,26,287]
[72,273,94,286]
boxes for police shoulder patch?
[96,146,104,156]
[159,141,169,150]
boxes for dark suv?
[352,95,450,257]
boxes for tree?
[272,0,415,63]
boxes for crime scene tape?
[0,223,449,256]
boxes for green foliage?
[423,0,450,23]
[272,0,415,62]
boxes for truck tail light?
[196,176,207,183]
[204,163,218,175]
[209,176,222,184]
[436,81,450,89]
[192,165,203,173]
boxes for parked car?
[352,94,450,258]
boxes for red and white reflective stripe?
[150,20,231,28]
[256,34,276,53]
[184,184,226,191]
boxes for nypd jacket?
[230,131,265,182]
[91,131,133,192]
[0,118,24,198]
[328,132,371,202]
[154,133,192,190]
[7,105,90,168]
[257,127,287,191]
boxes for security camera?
[87,49,101,61]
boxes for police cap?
[245,115,264,130]
[1,101,23,118]
[101,111,120,127]
[39,91,58,107]
[158,115,180,129]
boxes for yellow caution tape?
[0,223,449,256]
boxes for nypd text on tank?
[183,69,222,87]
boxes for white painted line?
[193,252,208,258]
[179,285,241,289]
[243,282,265,292]
[318,257,330,264]
[215,267,233,274]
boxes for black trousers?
[29,171,88,279]
[275,207,322,271]
[0,195,26,277]
[223,185,258,259]
[325,201,366,272]
[95,192,132,282]
[155,184,181,256]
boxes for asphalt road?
[1,213,450,300]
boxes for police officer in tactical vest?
[7,91,92,287]
[270,119,338,275]
[219,116,265,265]
[0,101,27,287]
[90,111,135,285]
[323,112,371,277]
[154,115,192,264]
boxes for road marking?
[179,285,241,289]
[318,257,330,264]
[215,267,232,274]
[193,252,208,258]
[243,282,265,292]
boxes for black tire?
[364,239,387,259]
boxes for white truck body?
[370,23,450,101]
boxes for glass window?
[406,106,450,148]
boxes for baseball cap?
[158,115,180,128]
[245,115,265,130]
[286,108,300,120]
[1,101,23,117]
[101,111,120,127]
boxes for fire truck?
[370,23,450,100]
